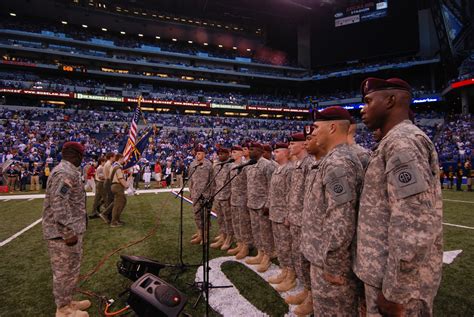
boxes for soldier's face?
[218,152,229,162]
[311,121,330,152]
[361,91,390,131]
[263,151,272,160]
[249,147,262,160]
[195,152,205,161]
[231,150,243,161]
[289,141,304,157]
[305,134,319,156]
[274,149,289,164]
[242,147,249,157]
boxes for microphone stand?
[172,162,202,279]
[192,165,243,316]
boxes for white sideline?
[0,218,42,247]
[443,223,474,230]
[443,199,474,204]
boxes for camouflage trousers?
[47,235,83,308]
[111,184,126,224]
[231,205,253,245]
[290,224,311,288]
[91,180,104,215]
[364,284,431,317]
[310,265,358,317]
[249,208,274,254]
[213,199,233,236]
[192,201,204,230]
[272,222,292,267]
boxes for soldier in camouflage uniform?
[42,142,90,317]
[188,145,213,244]
[354,77,443,317]
[301,107,364,317]
[227,145,253,259]
[245,142,276,270]
[210,148,234,250]
[282,131,314,310]
[267,143,293,282]
[348,117,371,170]
[263,144,273,161]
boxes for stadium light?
[138,34,144,37]
[188,40,193,44]
[218,44,223,48]
[61,21,68,25]
[82,24,88,28]
[172,38,177,42]
[155,36,160,39]
[246,48,251,52]
[9,13,16,17]
[203,42,208,46]
[101,28,107,31]
[120,31,126,35]
[232,46,237,50]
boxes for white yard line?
[0,218,42,247]
[443,199,474,204]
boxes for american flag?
[122,96,143,162]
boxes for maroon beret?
[289,132,305,142]
[274,142,289,150]
[360,77,412,99]
[249,142,263,150]
[231,145,243,151]
[263,144,273,152]
[313,106,352,122]
[241,141,251,148]
[194,144,206,153]
[217,147,230,154]
[62,142,85,156]
[303,125,315,138]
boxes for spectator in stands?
[448,165,454,189]
[439,167,445,189]
[154,160,162,188]
[175,160,185,189]
[456,161,464,191]
[465,160,472,192]
[42,164,50,189]
[30,162,40,191]
[20,166,29,192]
[164,160,173,187]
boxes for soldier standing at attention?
[89,157,106,219]
[263,144,274,161]
[109,153,128,228]
[227,145,252,259]
[210,148,233,250]
[284,131,314,314]
[99,152,116,223]
[42,142,90,317]
[267,143,294,283]
[188,145,213,244]
[354,77,443,317]
[245,142,276,271]
[301,106,364,317]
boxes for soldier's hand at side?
[64,235,78,246]
[322,272,345,285]
[376,292,405,317]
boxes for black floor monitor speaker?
[117,255,166,281]
[128,273,187,317]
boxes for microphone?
[216,158,235,166]
[231,159,257,171]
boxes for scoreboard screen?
[59,65,87,73]
[334,1,388,27]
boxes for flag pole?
[138,95,148,125]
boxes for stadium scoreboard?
[334,1,388,27]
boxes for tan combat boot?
[56,305,89,317]
[275,268,296,292]
[212,233,223,242]
[210,234,225,249]
[190,230,202,244]
[191,229,200,240]
[294,293,313,316]
[257,253,271,272]
[235,244,249,259]
[268,267,288,284]
[245,249,263,265]
[227,242,242,255]
[285,288,309,305]
[220,235,233,251]
[70,300,91,310]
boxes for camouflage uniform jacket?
[351,143,371,170]
[246,157,276,210]
[42,160,87,240]
[230,161,247,207]
[353,120,443,304]
[269,163,292,223]
[288,155,314,226]
[188,159,213,202]
[301,144,363,276]
[213,162,231,201]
